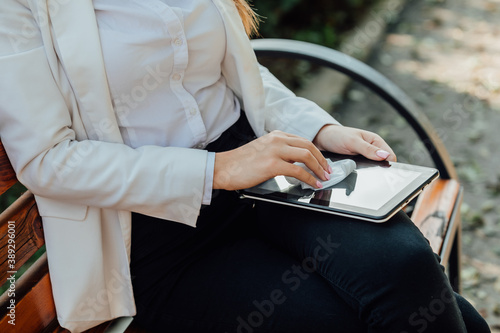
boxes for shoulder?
[0,0,42,57]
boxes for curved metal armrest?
[251,38,457,180]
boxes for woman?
[0,0,490,332]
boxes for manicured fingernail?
[324,171,331,180]
[316,181,323,189]
[328,165,333,173]
[376,150,390,159]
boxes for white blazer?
[0,0,338,331]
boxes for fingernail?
[316,181,323,189]
[328,165,333,173]
[376,150,390,159]
[324,171,331,180]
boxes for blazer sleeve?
[0,0,207,227]
[258,64,342,142]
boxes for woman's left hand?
[313,125,397,162]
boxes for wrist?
[213,151,231,190]
[313,124,339,151]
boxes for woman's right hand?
[213,130,331,191]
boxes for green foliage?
[0,182,26,212]
[250,0,379,94]
[251,0,378,47]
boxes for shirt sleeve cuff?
[202,152,216,205]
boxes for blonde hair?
[232,0,260,37]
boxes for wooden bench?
[0,39,463,332]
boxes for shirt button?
[195,144,204,149]
[174,38,183,46]
[172,73,182,81]
[190,108,198,116]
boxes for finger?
[369,138,397,162]
[281,161,323,189]
[360,132,397,162]
[281,146,330,181]
[355,139,393,162]
[282,136,330,173]
[374,145,397,162]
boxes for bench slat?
[0,141,17,197]
[0,250,115,333]
[0,253,58,332]
[0,272,55,332]
[411,179,460,254]
[0,191,44,283]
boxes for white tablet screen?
[273,166,420,210]
[323,167,420,210]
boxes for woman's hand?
[214,131,332,191]
[313,124,397,162]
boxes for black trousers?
[130,114,489,333]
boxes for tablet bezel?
[238,153,439,223]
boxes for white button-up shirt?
[94,0,242,204]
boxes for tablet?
[238,153,439,223]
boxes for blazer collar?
[47,0,123,143]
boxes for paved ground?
[331,0,500,329]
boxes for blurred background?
[251,0,500,330]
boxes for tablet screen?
[239,153,439,222]
[269,167,420,210]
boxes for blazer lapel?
[47,0,132,260]
[47,0,123,143]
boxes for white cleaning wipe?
[285,159,356,190]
